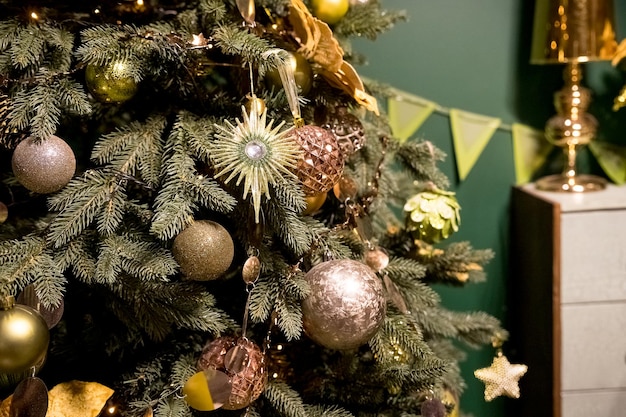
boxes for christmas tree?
[0,1,518,416]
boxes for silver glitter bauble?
[12,135,76,194]
[172,220,234,281]
[302,259,386,350]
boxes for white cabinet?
[510,184,626,417]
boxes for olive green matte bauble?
[12,135,76,194]
[0,296,49,388]
[311,0,349,25]
[264,52,313,96]
[85,63,138,104]
[172,220,235,281]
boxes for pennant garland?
[589,141,626,185]
[387,89,436,143]
[511,123,553,185]
[385,89,626,185]
[449,109,501,181]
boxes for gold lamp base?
[535,173,607,193]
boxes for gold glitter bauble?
[302,192,327,215]
[85,63,138,104]
[302,259,386,350]
[293,125,344,195]
[172,220,234,281]
[244,96,266,116]
[0,297,49,388]
[265,51,313,95]
[311,0,350,25]
[12,135,76,194]
[198,337,267,410]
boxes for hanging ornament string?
[262,49,303,126]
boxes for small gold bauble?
[0,201,7,223]
[311,0,350,25]
[442,388,459,417]
[242,256,261,284]
[244,96,266,116]
[85,63,138,104]
[302,192,327,215]
[265,51,313,95]
[172,220,235,281]
[0,297,49,384]
[12,135,76,194]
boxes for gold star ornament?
[474,352,527,401]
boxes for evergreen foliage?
[0,1,506,416]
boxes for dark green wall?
[354,1,626,416]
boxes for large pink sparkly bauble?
[293,125,344,195]
[12,135,76,194]
[302,259,386,350]
[198,336,267,410]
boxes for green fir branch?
[47,170,126,248]
[396,140,450,190]
[213,23,275,66]
[59,234,98,283]
[0,19,21,50]
[197,0,229,24]
[154,397,190,417]
[263,382,308,417]
[335,1,408,41]
[92,116,166,187]
[10,24,46,69]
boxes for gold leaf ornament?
[287,0,378,114]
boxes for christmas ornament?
[264,51,313,95]
[288,0,378,113]
[613,84,626,111]
[301,259,386,350]
[85,62,138,104]
[197,336,267,410]
[321,106,366,157]
[47,381,114,417]
[244,95,266,116]
[293,124,345,195]
[404,186,461,244]
[474,351,527,401]
[420,398,446,417]
[172,220,234,281]
[311,0,349,25]
[302,192,327,215]
[17,284,64,329]
[212,106,301,223]
[0,201,7,224]
[11,135,76,194]
[9,376,48,417]
[182,369,232,411]
[236,0,256,25]
[0,296,49,388]
[442,388,459,417]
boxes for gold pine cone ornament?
[404,186,461,244]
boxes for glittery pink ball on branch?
[292,125,345,195]
[11,135,76,194]
[198,336,267,410]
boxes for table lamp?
[531,0,618,192]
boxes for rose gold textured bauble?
[172,220,234,281]
[293,125,344,195]
[198,336,267,410]
[302,259,386,350]
[11,135,76,194]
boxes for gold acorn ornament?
[311,0,350,25]
[404,184,461,244]
[172,220,235,281]
[12,135,76,194]
[85,61,138,104]
[0,296,49,388]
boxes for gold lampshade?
[530,0,618,192]
[531,0,617,64]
